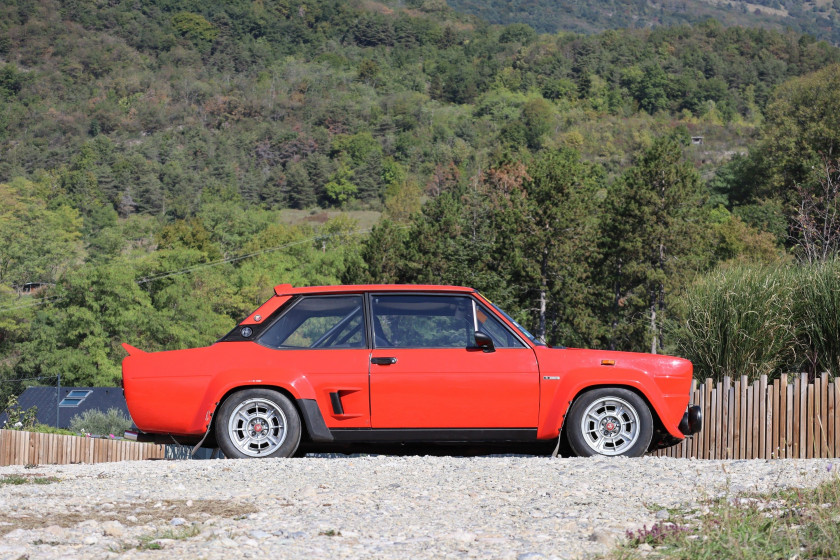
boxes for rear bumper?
[123,430,202,446]
[678,405,702,436]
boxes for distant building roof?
[0,387,129,430]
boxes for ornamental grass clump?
[671,264,799,382]
[793,259,840,377]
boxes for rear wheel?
[566,388,652,458]
[216,389,301,458]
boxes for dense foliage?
[3,0,840,400]
[68,407,133,437]
[448,0,840,45]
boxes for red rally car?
[121,284,701,458]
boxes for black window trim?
[255,293,369,351]
[220,289,531,350]
[367,291,530,350]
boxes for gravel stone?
[101,520,125,537]
[0,456,838,559]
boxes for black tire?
[215,388,302,459]
[565,388,653,458]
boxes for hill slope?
[446,0,840,44]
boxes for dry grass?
[0,498,258,534]
[612,472,840,559]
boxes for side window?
[475,304,526,348]
[258,296,366,349]
[372,295,474,349]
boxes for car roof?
[273,284,477,296]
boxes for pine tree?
[601,136,712,353]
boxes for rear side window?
[258,296,366,349]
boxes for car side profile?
[121,284,701,458]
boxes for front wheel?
[565,388,653,458]
[216,389,302,458]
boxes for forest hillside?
[2,0,840,402]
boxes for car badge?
[240,327,253,338]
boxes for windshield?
[488,302,546,346]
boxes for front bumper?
[678,405,702,436]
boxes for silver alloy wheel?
[578,396,640,456]
[227,397,288,457]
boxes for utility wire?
[0,226,388,314]
[0,296,65,313]
[0,375,60,383]
[136,230,368,285]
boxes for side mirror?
[474,331,495,353]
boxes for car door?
[368,293,540,429]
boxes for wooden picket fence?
[4,374,839,463]
[0,429,166,466]
[654,373,839,459]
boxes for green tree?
[171,12,218,51]
[0,179,84,289]
[504,150,605,346]
[521,97,553,150]
[324,164,358,207]
[602,136,712,353]
[758,64,840,198]
[725,64,840,247]
[14,262,161,386]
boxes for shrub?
[794,260,840,376]
[670,264,799,381]
[29,424,75,435]
[1,394,38,430]
[672,260,840,381]
[69,408,132,437]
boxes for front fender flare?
[537,369,687,440]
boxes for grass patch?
[0,474,59,486]
[319,529,341,537]
[614,474,840,559]
[138,525,200,550]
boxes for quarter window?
[258,296,366,349]
[475,303,526,348]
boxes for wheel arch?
[562,384,656,457]
[565,383,664,433]
[210,384,331,444]
[539,380,668,440]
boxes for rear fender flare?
[197,374,316,432]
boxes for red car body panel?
[122,284,694,447]
[533,348,691,440]
[369,347,539,428]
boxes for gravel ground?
[1,456,838,559]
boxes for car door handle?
[371,357,397,365]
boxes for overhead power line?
[0,226,391,314]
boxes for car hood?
[534,346,693,379]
